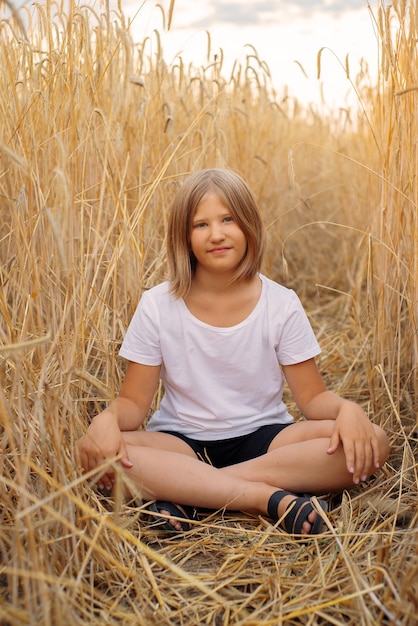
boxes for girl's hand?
[327,401,381,484]
[77,410,133,491]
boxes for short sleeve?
[275,291,321,365]
[119,290,162,365]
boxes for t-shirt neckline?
[179,274,265,331]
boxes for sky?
[119,0,385,110]
[5,0,385,109]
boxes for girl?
[78,168,390,535]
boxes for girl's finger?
[326,428,341,455]
[342,440,356,479]
[119,439,133,468]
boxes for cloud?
[201,2,278,26]
[182,0,369,29]
[285,0,367,12]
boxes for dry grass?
[0,0,417,624]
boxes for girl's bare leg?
[119,422,389,533]
[222,419,389,493]
[122,442,320,533]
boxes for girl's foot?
[267,490,328,535]
[146,501,197,532]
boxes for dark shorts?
[160,423,291,468]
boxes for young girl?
[78,168,390,535]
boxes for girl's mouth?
[209,247,230,253]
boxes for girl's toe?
[302,510,317,534]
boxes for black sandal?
[267,490,328,535]
[146,500,198,532]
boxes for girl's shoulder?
[141,280,172,301]
[259,274,296,300]
[259,274,306,320]
[136,281,175,316]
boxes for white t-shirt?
[119,274,321,440]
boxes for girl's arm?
[282,358,381,484]
[78,362,161,490]
[116,361,162,429]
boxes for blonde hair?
[167,169,266,298]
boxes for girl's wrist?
[92,407,119,426]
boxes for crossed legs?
[119,420,389,533]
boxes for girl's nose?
[209,223,225,241]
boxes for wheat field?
[0,0,417,624]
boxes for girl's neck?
[184,273,262,327]
[191,266,236,295]
[191,264,261,295]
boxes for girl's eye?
[194,222,207,228]
[223,215,234,223]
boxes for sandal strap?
[267,490,291,520]
[267,491,327,535]
[284,497,313,534]
[147,500,195,532]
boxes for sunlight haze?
[120,0,383,110]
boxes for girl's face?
[189,192,247,276]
